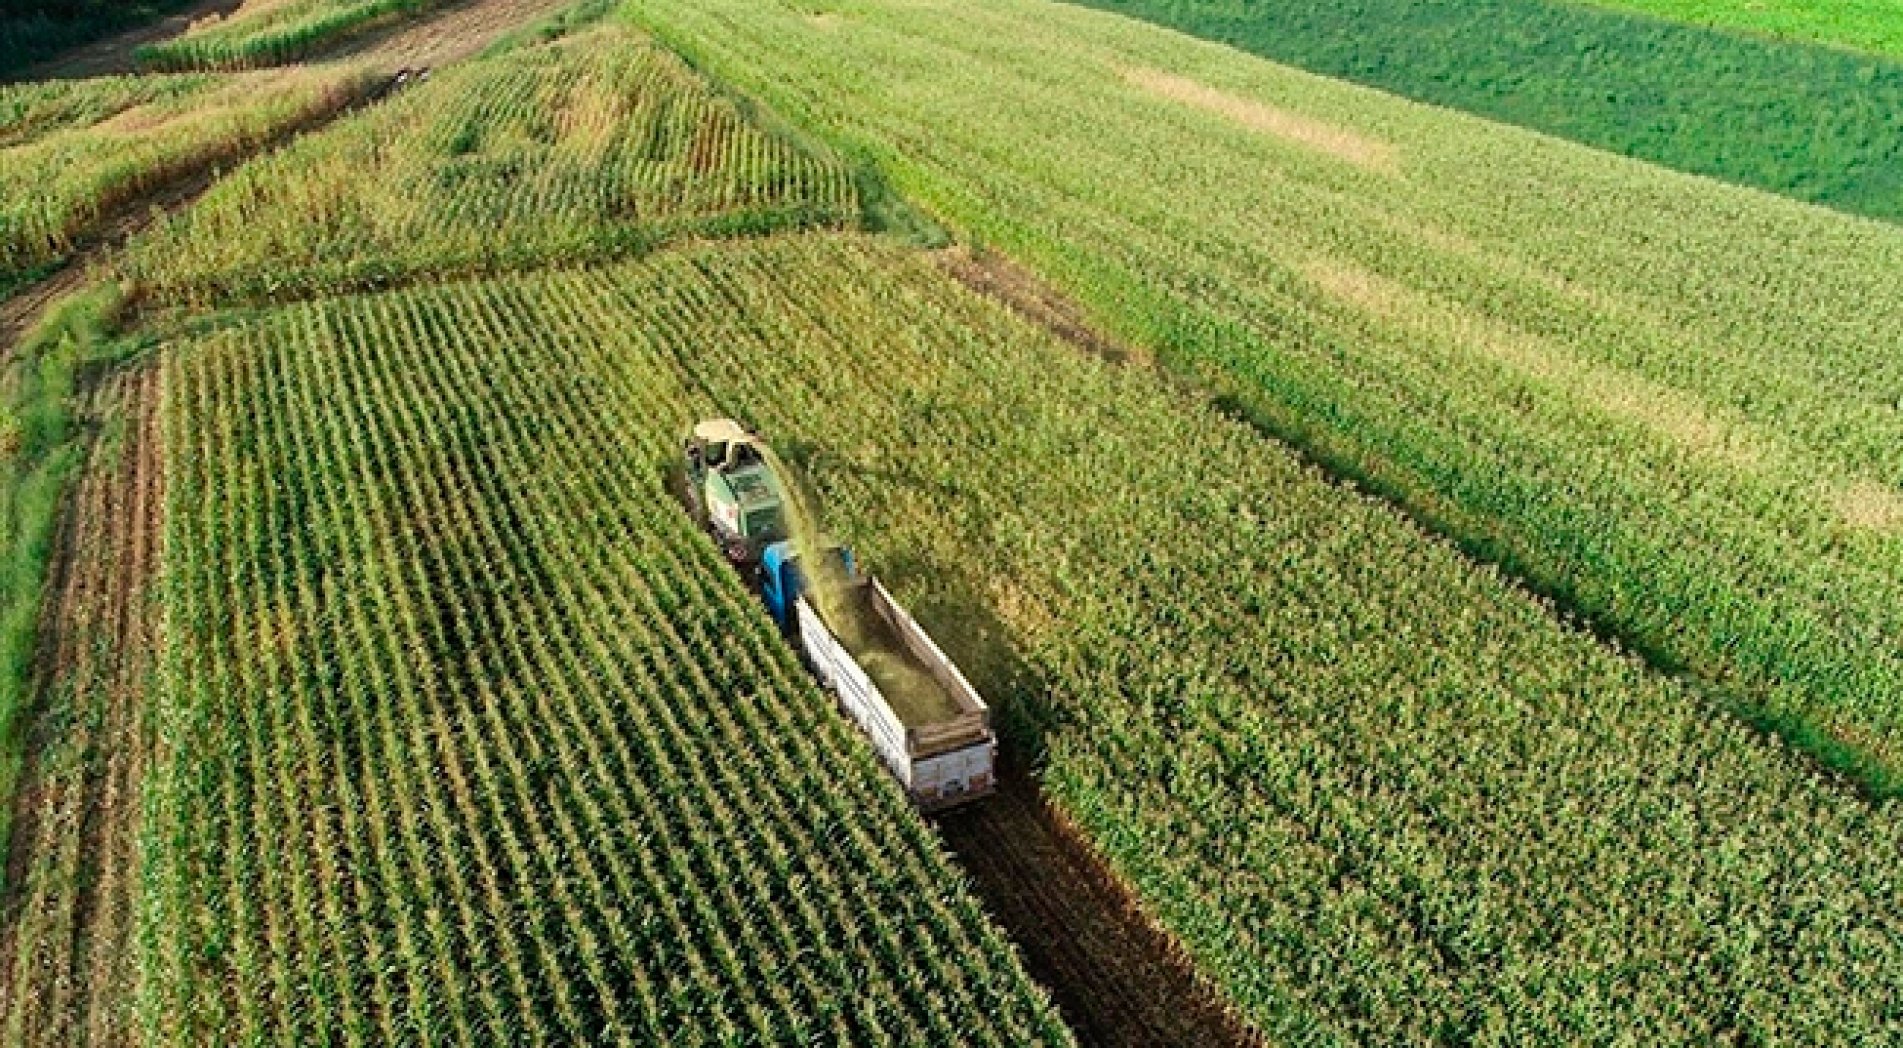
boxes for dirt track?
[938,764,1265,1048]
[15,0,243,81]
[0,365,163,1048]
[318,0,576,72]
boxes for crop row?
[119,23,860,307]
[145,243,1070,1045]
[0,65,371,291]
[137,0,445,71]
[632,0,1903,793]
[191,231,1902,1044]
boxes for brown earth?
[314,0,577,72]
[937,763,1267,1048]
[0,364,164,1048]
[940,247,1150,367]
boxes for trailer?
[763,542,996,811]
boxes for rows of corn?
[119,25,859,305]
[630,0,1903,796]
[153,231,1903,1043]
[145,238,1072,1044]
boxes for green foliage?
[634,0,1903,796]
[0,66,372,286]
[0,283,124,886]
[119,24,859,306]
[1581,0,1903,56]
[136,0,444,71]
[160,232,1903,1043]
[1065,0,1903,221]
[145,237,1071,1045]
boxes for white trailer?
[793,579,996,811]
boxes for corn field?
[120,24,859,307]
[632,0,1903,795]
[138,0,445,71]
[150,231,1902,1044]
[0,67,370,289]
[147,234,1071,1046]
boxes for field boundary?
[0,359,163,1045]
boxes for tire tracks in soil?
[0,364,163,1048]
[937,762,1266,1048]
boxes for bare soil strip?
[315,0,578,72]
[939,247,1149,367]
[937,762,1267,1048]
[13,0,245,82]
[0,364,163,1048]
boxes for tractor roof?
[693,418,753,444]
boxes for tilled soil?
[0,365,164,1048]
[937,763,1266,1048]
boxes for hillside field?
[1068,0,1903,220]
[634,0,1903,795]
[2,0,1900,1044]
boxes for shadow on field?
[883,546,1264,1048]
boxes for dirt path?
[316,0,576,72]
[0,364,164,1048]
[15,0,243,81]
[937,764,1266,1048]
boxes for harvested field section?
[0,364,162,1047]
[579,233,1899,1043]
[137,0,450,70]
[143,252,1070,1044]
[318,0,578,72]
[936,765,1262,1048]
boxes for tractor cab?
[684,419,789,563]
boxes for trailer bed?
[819,584,963,726]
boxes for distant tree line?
[1,0,204,76]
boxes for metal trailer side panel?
[795,596,914,781]
[911,740,996,811]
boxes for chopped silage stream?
[764,444,962,729]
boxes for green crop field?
[1066,0,1903,221]
[120,22,859,306]
[147,235,1070,1045]
[5,0,1902,1043]
[634,0,1903,796]
[156,231,1903,1043]
[138,0,448,71]
[0,66,371,291]
[1583,0,1903,55]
